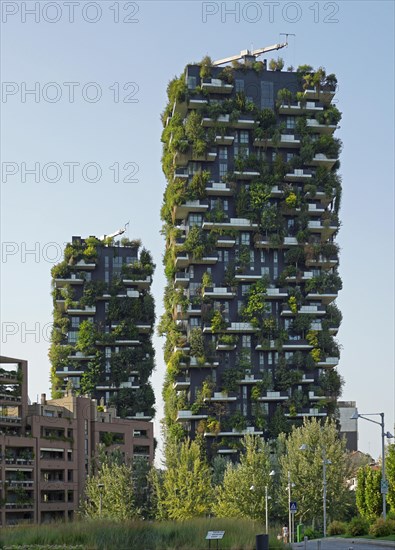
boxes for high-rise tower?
[50,234,156,420]
[160,57,343,457]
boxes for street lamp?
[350,410,394,520]
[287,471,296,543]
[300,444,331,537]
[98,483,104,517]
[265,470,275,534]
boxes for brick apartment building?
[0,355,154,525]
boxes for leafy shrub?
[327,520,347,536]
[368,517,395,537]
[347,516,369,536]
[304,527,321,540]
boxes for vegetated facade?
[0,356,154,525]
[49,235,156,420]
[160,57,343,458]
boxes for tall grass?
[0,518,287,549]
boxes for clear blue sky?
[1,0,394,463]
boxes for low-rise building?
[0,356,154,525]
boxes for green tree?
[364,467,382,520]
[213,435,272,519]
[277,418,348,528]
[387,444,395,511]
[356,465,369,518]
[155,438,213,519]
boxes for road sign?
[206,531,225,540]
[381,479,389,494]
[290,501,297,513]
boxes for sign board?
[290,501,297,513]
[381,480,389,494]
[206,531,225,540]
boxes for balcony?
[177,410,208,422]
[304,86,336,104]
[202,114,230,127]
[258,391,289,402]
[307,203,325,215]
[203,286,236,299]
[189,97,208,109]
[67,352,95,361]
[54,276,84,287]
[239,374,263,385]
[175,252,189,269]
[308,391,327,401]
[174,170,189,180]
[74,260,96,270]
[285,169,313,182]
[188,357,219,369]
[306,255,338,269]
[215,135,234,145]
[67,305,96,316]
[235,273,263,283]
[217,448,238,454]
[278,101,323,115]
[285,271,314,283]
[266,288,288,299]
[306,291,337,304]
[173,200,209,219]
[301,374,315,384]
[204,427,263,437]
[317,357,339,368]
[285,408,327,418]
[270,185,283,197]
[307,154,337,169]
[136,324,151,334]
[172,99,187,117]
[205,182,233,196]
[232,117,255,129]
[204,392,237,403]
[174,272,190,287]
[175,304,201,320]
[175,151,217,167]
[173,377,191,390]
[255,340,276,351]
[227,322,255,333]
[122,275,151,289]
[282,340,313,350]
[299,305,326,315]
[254,135,301,148]
[191,255,219,265]
[127,412,152,420]
[216,236,236,247]
[203,218,258,231]
[306,118,337,134]
[0,393,21,404]
[216,342,237,351]
[234,170,260,180]
[201,78,234,94]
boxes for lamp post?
[287,471,296,543]
[300,444,331,537]
[350,410,394,520]
[265,470,275,534]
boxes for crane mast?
[212,41,288,67]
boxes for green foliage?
[213,435,272,519]
[189,327,205,358]
[211,310,227,333]
[369,517,395,537]
[199,56,213,79]
[327,520,347,535]
[347,516,369,536]
[387,444,395,511]
[242,277,269,326]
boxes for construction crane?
[99,222,129,242]
[212,37,291,67]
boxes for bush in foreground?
[368,517,395,537]
[347,516,369,536]
[327,520,347,536]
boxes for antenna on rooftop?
[212,36,292,67]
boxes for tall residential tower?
[50,234,156,420]
[160,56,343,458]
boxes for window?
[187,76,196,90]
[260,250,266,263]
[237,300,243,314]
[249,250,255,269]
[235,79,244,93]
[240,131,249,144]
[224,250,229,264]
[189,282,199,296]
[223,199,229,211]
[219,163,228,179]
[68,331,77,343]
[286,153,295,163]
[189,266,194,279]
[190,317,200,327]
[71,317,79,328]
[242,335,251,348]
[268,353,273,365]
[113,257,123,276]
[105,347,111,358]
[273,266,278,279]
[189,214,202,227]
[261,266,270,276]
[219,147,227,160]
[286,116,295,129]
[241,232,250,245]
[272,151,277,161]
[273,251,278,264]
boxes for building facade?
[49,234,156,420]
[0,356,154,525]
[160,58,343,458]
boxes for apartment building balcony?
[239,373,263,385]
[127,412,152,420]
[177,410,208,422]
[217,448,238,454]
[174,344,190,354]
[308,220,338,235]
[173,377,191,390]
[235,273,263,283]
[307,154,337,169]
[174,151,217,167]
[173,200,209,219]
[227,322,255,333]
[5,502,34,510]
[306,255,338,269]
[317,356,339,368]
[216,342,237,351]
[67,351,95,361]
[301,374,315,383]
[203,218,258,231]
[307,203,326,215]
[308,391,327,401]
[54,275,84,287]
[175,252,189,268]
[201,78,234,94]
[278,101,323,115]
[0,393,21,405]
[203,286,236,299]
[285,271,314,282]
[306,118,337,134]
[258,391,289,402]
[215,135,234,145]
[73,260,96,270]
[254,135,301,148]
[0,415,22,424]
[188,357,219,369]
[122,275,151,289]
[56,369,83,377]
[0,371,19,383]
[255,340,276,351]
[232,117,255,129]
[175,304,201,320]
[270,185,283,197]
[174,169,189,180]
[306,291,337,304]
[55,299,66,312]
[216,235,236,247]
[136,324,152,334]
[282,340,313,350]
[174,272,190,287]
[191,255,219,265]
[234,170,260,180]
[67,305,96,315]
[299,305,326,315]
[114,339,140,346]
[172,99,188,117]
[204,392,237,403]
[285,169,313,182]
[189,97,208,109]
[205,182,234,196]
[304,86,336,104]
[204,427,263,437]
[266,288,288,299]
[285,408,327,418]
[201,114,230,127]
